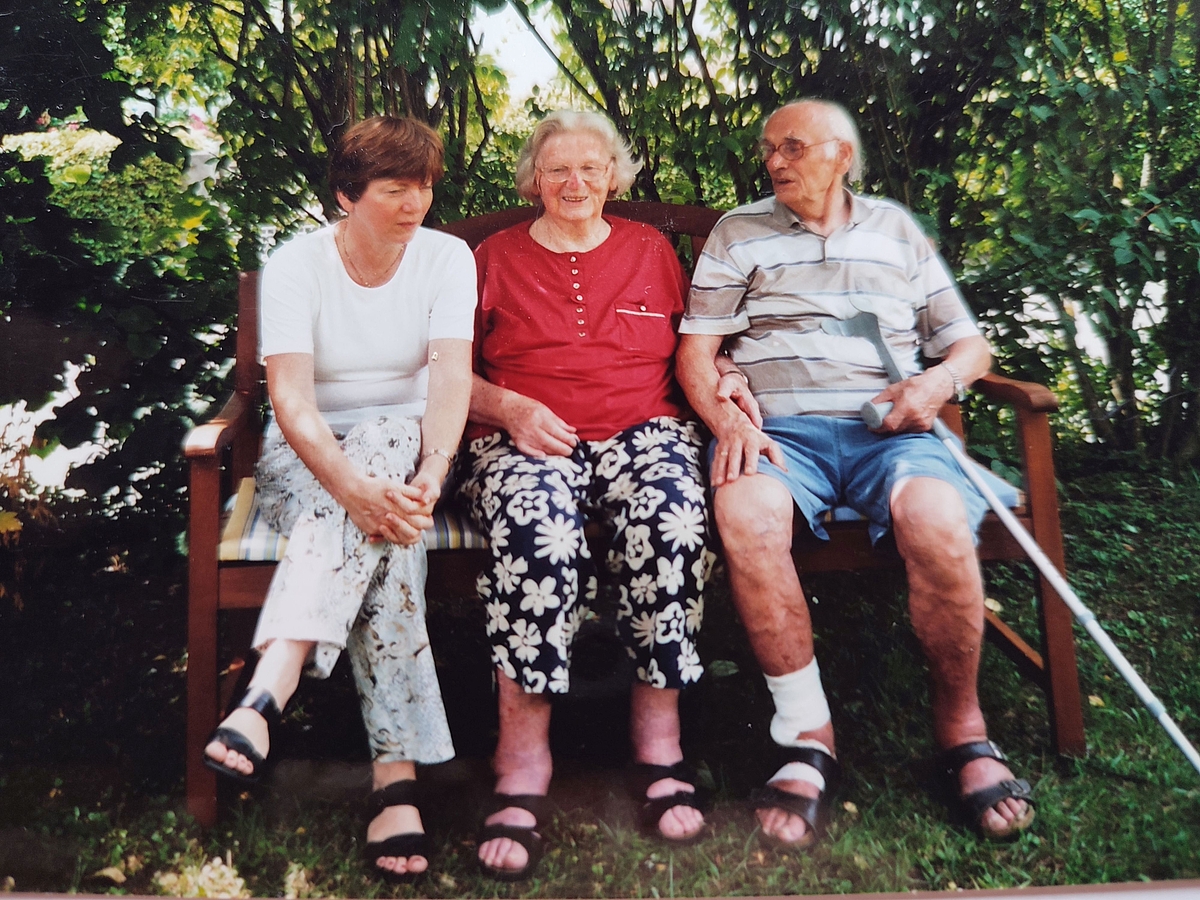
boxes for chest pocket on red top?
[615,306,676,357]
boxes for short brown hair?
[328,116,445,203]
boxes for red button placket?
[570,255,586,337]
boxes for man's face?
[760,105,851,215]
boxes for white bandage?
[764,659,831,747]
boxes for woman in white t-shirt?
[202,117,476,883]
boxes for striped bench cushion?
[217,477,489,562]
[218,460,1021,564]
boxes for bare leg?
[477,671,553,875]
[891,476,1032,836]
[204,637,314,777]
[714,474,837,845]
[365,760,427,876]
[629,684,704,839]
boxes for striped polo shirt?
[680,193,982,417]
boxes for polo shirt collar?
[771,188,866,233]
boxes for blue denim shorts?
[715,415,991,547]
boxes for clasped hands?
[346,469,443,546]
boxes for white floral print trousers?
[250,415,454,765]
[458,417,717,694]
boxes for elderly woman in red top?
[457,110,718,880]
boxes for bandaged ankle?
[764,659,831,747]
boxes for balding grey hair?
[514,110,643,202]
[766,99,865,183]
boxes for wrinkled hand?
[870,367,955,434]
[342,474,427,545]
[505,394,578,458]
[709,414,787,487]
[717,372,763,428]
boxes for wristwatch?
[941,361,968,404]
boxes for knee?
[714,476,794,554]
[891,478,973,561]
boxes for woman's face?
[339,177,434,244]
[533,131,617,228]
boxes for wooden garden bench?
[183,200,1084,827]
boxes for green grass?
[2,461,1199,895]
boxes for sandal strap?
[482,792,552,823]
[364,831,432,864]
[208,726,266,770]
[776,745,841,794]
[628,760,698,794]
[937,740,1007,774]
[748,784,830,839]
[960,778,1034,825]
[366,779,420,821]
[236,688,283,728]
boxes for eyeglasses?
[757,138,840,162]
[537,163,611,184]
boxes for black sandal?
[363,780,433,884]
[202,688,282,786]
[476,793,552,882]
[629,761,710,844]
[937,740,1035,841]
[748,745,841,849]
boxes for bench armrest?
[974,372,1058,413]
[183,391,257,461]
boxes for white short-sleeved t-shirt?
[259,225,477,432]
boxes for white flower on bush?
[282,862,312,899]
[154,852,250,898]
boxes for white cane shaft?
[935,426,1200,777]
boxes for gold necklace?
[337,224,406,287]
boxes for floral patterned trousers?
[457,417,716,694]
[250,415,454,765]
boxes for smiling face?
[532,131,618,229]
[338,177,434,244]
[761,103,852,220]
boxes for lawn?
[1,456,1198,896]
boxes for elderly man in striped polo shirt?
[676,99,1035,846]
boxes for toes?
[757,807,809,845]
[479,837,527,872]
[376,855,427,875]
[657,805,704,840]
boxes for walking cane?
[822,311,1200,777]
